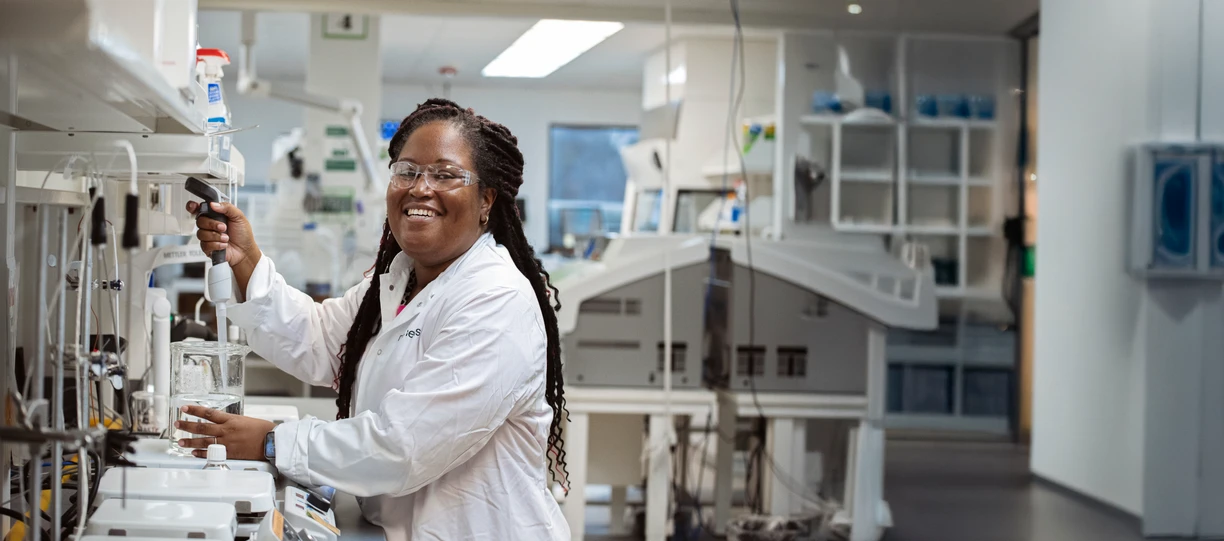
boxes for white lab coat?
[227,233,570,541]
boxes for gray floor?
[883,440,1143,541]
[589,439,1146,541]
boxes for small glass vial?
[202,444,230,470]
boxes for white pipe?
[194,296,206,324]
[114,140,138,196]
[151,296,172,431]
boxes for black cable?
[0,506,27,524]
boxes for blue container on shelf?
[865,90,893,114]
[812,90,842,114]
[915,94,938,117]
[969,95,996,120]
[937,94,970,118]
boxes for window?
[776,347,808,378]
[548,125,639,252]
[656,342,687,373]
[736,346,766,377]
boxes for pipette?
[185,177,232,390]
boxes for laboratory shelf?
[17,132,244,186]
[836,222,895,234]
[841,168,895,183]
[909,117,998,130]
[906,172,961,186]
[0,186,89,207]
[904,224,960,235]
[800,114,897,127]
[0,0,205,135]
[935,285,1001,300]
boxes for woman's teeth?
[404,209,437,218]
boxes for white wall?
[382,84,642,249]
[1031,0,1152,515]
[225,80,306,185]
[223,82,642,249]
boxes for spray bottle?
[185,177,232,389]
[196,48,233,162]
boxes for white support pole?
[765,417,795,516]
[0,52,16,535]
[830,122,843,227]
[563,411,590,541]
[609,486,628,536]
[712,390,737,534]
[850,324,889,541]
[646,414,673,541]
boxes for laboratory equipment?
[85,500,239,541]
[169,340,249,452]
[96,467,276,538]
[283,485,341,541]
[185,175,237,413]
[126,437,276,474]
[244,404,301,425]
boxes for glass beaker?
[169,341,250,454]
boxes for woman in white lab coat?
[176,99,571,541]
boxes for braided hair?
[333,98,569,487]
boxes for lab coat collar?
[377,233,496,324]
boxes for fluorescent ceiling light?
[848,3,863,14]
[483,19,625,78]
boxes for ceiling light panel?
[482,19,625,78]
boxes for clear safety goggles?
[388,161,476,192]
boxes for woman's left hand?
[176,405,276,461]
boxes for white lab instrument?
[96,467,276,537]
[126,437,276,475]
[282,486,340,541]
[169,340,250,453]
[84,500,238,541]
[243,404,300,425]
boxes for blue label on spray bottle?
[208,82,222,104]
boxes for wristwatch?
[263,430,276,462]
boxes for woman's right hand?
[187,201,262,295]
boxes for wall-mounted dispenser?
[1131,144,1224,278]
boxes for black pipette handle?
[90,187,106,246]
[184,177,228,266]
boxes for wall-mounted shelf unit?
[778,32,1019,434]
[16,132,245,186]
[0,0,206,135]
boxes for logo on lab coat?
[399,328,421,340]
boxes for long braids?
[333,98,570,487]
[334,222,400,418]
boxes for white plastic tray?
[96,467,277,514]
[84,500,237,541]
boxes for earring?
[480,215,489,226]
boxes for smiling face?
[386,120,495,269]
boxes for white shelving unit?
[778,32,1020,434]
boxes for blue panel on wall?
[1152,151,1199,269]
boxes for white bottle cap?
[207,444,227,462]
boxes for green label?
[325,159,357,172]
[326,125,349,137]
[331,148,349,157]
